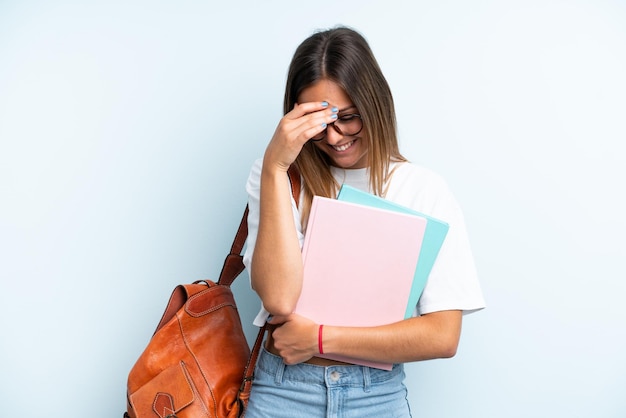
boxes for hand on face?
[297,79,369,169]
[263,101,338,172]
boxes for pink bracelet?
[318,324,324,355]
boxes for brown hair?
[285,27,407,223]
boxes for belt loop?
[274,358,286,386]
[362,366,371,393]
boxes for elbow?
[262,300,297,317]
[439,341,459,359]
[250,265,301,316]
[424,309,462,359]
[437,330,461,358]
[250,279,298,317]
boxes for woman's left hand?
[268,313,319,365]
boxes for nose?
[324,123,344,145]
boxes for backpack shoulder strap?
[237,165,301,410]
[217,165,301,286]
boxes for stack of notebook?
[293,185,449,369]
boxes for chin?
[332,153,369,169]
[335,161,364,169]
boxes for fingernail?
[331,107,338,113]
[330,114,337,120]
[321,101,329,107]
[321,123,327,128]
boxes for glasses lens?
[336,114,362,136]
[310,114,362,141]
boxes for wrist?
[262,153,291,175]
[318,324,324,354]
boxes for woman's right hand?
[263,101,338,172]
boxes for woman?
[243,26,485,417]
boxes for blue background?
[1,1,625,416]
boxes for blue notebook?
[337,185,449,318]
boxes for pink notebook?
[294,196,427,369]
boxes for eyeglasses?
[311,113,363,141]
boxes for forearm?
[250,165,303,316]
[270,310,463,365]
[250,101,341,316]
[322,310,462,363]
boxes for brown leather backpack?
[124,167,300,418]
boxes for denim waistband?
[255,347,404,389]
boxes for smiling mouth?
[331,139,355,152]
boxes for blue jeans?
[245,348,412,418]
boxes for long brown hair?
[285,27,407,223]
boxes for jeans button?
[329,371,340,382]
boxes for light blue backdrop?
[1,1,625,417]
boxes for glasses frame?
[311,113,363,141]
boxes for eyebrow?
[338,105,358,113]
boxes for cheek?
[354,135,369,154]
[312,141,327,154]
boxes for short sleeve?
[385,163,485,316]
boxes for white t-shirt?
[244,159,485,326]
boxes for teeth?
[333,140,354,152]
